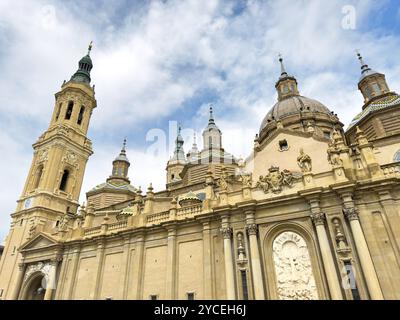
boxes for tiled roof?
[348,94,400,129]
[89,180,136,193]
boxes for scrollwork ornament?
[220,227,232,239]
[246,223,258,236]
[343,207,359,221]
[310,212,326,226]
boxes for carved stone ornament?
[310,212,326,226]
[246,223,258,236]
[343,207,359,221]
[256,166,301,194]
[62,151,78,167]
[58,215,70,232]
[37,149,49,163]
[220,227,232,239]
[297,148,312,173]
[273,231,319,300]
[240,173,252,188]
[24,261,52,283]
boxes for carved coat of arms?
[256,166,300,194]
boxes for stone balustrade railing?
[84,226,101,236]
[177,205,202,218]
[382,162,400,177]
[108,220,128,231]
[147,211,170,224]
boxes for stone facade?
[0,51,399,300]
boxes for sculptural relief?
[273,231,319,300]
[256,166,301,194]
[297,148,312,173]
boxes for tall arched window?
[59,169,70,191]
[77,106,85,125]
[65,101,74,120]
[33,165,43,189]
[394,150,400,162]
[55,103,62,121]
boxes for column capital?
[343,207,359,221]
[246,223,258,236]
[310,212,326,226]
[18,262,26,271]
[220,227,232,239]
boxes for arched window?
[55,103,62,121]
[77,106,85,125]
[65,101,74,120]
[394,150,400,162]
[59,169,70,191]
[34,165,43,189]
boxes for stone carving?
[246,223,258,236]
[63,151,78,167]
[310,212,326,226]
[37,149,49,163]
[240,173,252,188]
[332,218,350,253]
[237,232,246,260]
[273,231,319,300]
[256,166,299,194]
[218,168,229,191]
[58,215,70,232]
[220,227,232,239]
[343,207,359,221]
[24,261,52,283]
[297,148,312,173]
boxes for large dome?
[259,95,335,133]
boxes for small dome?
[178,190,202,207]
[259,95,333,133]
[79,54,93,66]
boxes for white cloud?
[1,0,400,241]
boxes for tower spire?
[275,54,299,101]
[88,41,93,56]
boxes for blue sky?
[1,0,400,241]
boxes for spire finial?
[122,138,127,152]
[355,49,371,74]
[278,53,287,77]
[208,103,215,124]
[88,41,93,55]
[193,132,197,145]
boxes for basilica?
[0,45,399,300]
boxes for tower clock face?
[24,198,33,209]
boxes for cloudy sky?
[0,0,400,241]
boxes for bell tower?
[0,43,97,299]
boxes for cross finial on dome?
[88,41,93,56]
[355,49,372,75]
[278,53,288,77]
[208,104,215,125]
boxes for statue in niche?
[297,148,312,173]
[272,231,319,300]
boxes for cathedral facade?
[0,47,399,300]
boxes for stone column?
[11,262,26,300]
[134,234,145,299]
[119,236,131,299]
[93,240,106,299]
[44,260,59,300]
[203,221,213,299]
[67,245,81,299]
[245,210,265,300]
[310,211,343,300]
[220,224,236,299]
[343,207,384,300]
[165,227,177,299]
